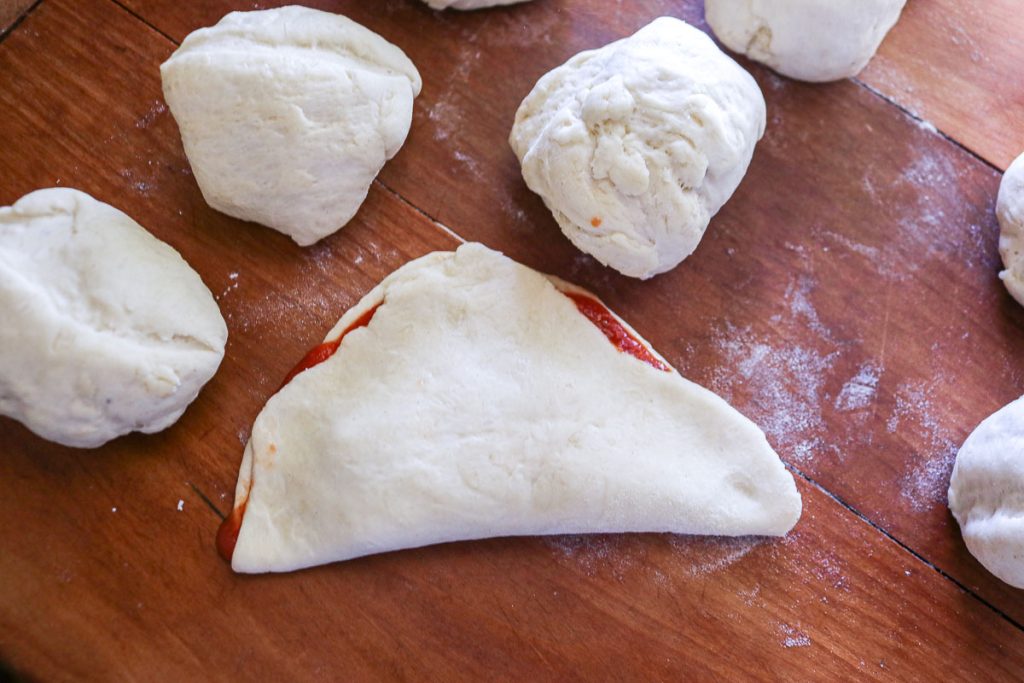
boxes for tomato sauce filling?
[216,499,247,563]
[217,290,666,563]
[563,292,669,372]
[276,303,382,391]
[217,302,382,563]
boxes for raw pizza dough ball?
[509,17,765,279]
[161,6,422,246]
[704,0,907,82]
[422,0,531,9]
[948,397,1024,588]
[0,188,227,448]
[998,153,1024,306]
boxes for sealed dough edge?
[222,243,801,573]
[0,188,227,448]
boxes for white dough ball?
[948,397,1024,588]
[0,189,227,448]
[704,0,907,82]
[422,0,531,9]
[161,6,422,246]
[998,153,1024,307]
[509,17,765,279]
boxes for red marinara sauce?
[216,499,247,563]
[276,303,382,390]
[563,292,670,372]
[216,301,382,563]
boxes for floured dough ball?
[0,189,227,448]
[509,17,765,279]
[161,6,422,246]
[422,0,531,9]
[998,153,1024,306]
[948,397,1024,588]
[704,0,907,82]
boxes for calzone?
[219,243,801,572]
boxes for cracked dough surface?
[0,188,227,448]
[161,5,421,246]
[509,17,765,279]
[229,243,801,573]
[705,0,906,82]
[998,153,1024,307]
[949,396,1024,588]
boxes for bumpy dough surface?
[0,189,227,448]
[998,153,1024,307]
[229,243,801,573]
[509,17,765,279]
[705,0,906,82]
[161,6,422,246]
[949,396,1024,588]
[422,0,531,9]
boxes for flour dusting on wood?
[887,381,959,512]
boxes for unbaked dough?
[0,188,227,448]
[509,17,765,279]
[223,243,801,573]
[161,6,422,246]
[949,396,1024,588]
[704,0,907,82]
[421,0,531,9]
[998,153,1024,307]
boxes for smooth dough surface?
[949,397,1024,588]
[229,243,801,573]
[509,17,765,280]
[421,0,531,9]
[161,6,422,246]
[705,0,906,82]
[998,153,1024,307]
[0,188,227,448]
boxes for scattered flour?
[816,228,903,281]
[134,100,167,129]
[217,276,240,300]
[545,533,763,580]
[117,167,155,196]
[176,499,184,512]
[710,322,836,464]
[737,584,761,606]
[543,534,639,579]
[778,623,812,649]
[807,547,850,592]
[669,535,764,577]
[896,150,990,270]
[888,381,959,513]
[835,363,881,412]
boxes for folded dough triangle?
[220,243,801,573]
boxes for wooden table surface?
[2,0,1023,680]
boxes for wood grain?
[2,0,1024,679]
[0,0,34,35]
[861,0,1024,170]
